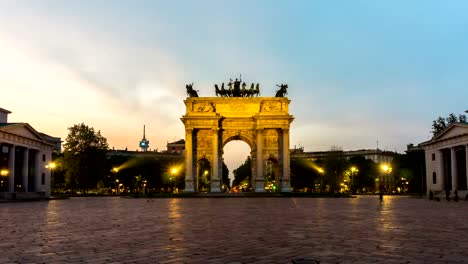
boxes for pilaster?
[255,129,265,192]
[211,128,221,192]
[280,128,291,192]
[184,128,195,192]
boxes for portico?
[421,123,468,197]
[0,108,55,199]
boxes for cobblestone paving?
[0,196,467,264]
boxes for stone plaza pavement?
[0,196,467,264]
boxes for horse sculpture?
[186,83,199,97]
[254,83,260,97]
[275,84,288,97]
[213,80,261,97]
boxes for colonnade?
[438,145,468,191]
[2,144,46,193]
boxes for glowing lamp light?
[0,169,8,176]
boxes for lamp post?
[171,168,178,193]
[350,166,358,195]
[380,164,392,193]
[0,169,8,192]
[46,162,56,190]
[112,168,119,195]
[317,168,325,193]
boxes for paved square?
[0,196,467,264]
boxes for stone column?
[451,147,457,191]
[34,151,41,192]
[280,129,291,192]
[22,148,29,192]
[251,150,257,189]
[184,128,195,192]
[255,129,265,192]
[211,128,221,192]
[438,149,444,191]
[8,145,15,192]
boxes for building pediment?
[433,123,468,141]
[0,123,45,141]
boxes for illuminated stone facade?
[181,97,294,192]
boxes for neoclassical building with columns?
[0,107,58,199]
[421,123,468,197]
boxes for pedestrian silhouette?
[454,190,459,202]
[445,189,450,201]
[429,190,434,200]
[379,192,383,203]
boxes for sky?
[1,0,468,175]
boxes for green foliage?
[232,156,251,187]
[222,162,230,190]
[198,159,211,192]
[431,113,467,137]
[290,158,318,190]
[347,156,378,192]
[323,150,347,193]
[63,123,109,192]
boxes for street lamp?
[380,164,392,193]
[112,168,119,195]
[0,169,8,177]
[171,168,178,193]
[317,168,325,193]
[0,169,8,191]
[46,162,56,188]
[350,166,358,194]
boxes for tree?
[290,158,318,191]
[232,156,251,188]
[323,147,348,193]
[63,123,109,193]
[347,156,378,193]
[221,162,230,190]
[431,113,467,137]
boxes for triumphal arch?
[181,80,294,192]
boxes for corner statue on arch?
[181,78,294,193]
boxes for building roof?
[420,122,468,146]
[0,107,11,114]
[167,139,185,145]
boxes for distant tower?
[139,125,150,152]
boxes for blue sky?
[1,1,467,173]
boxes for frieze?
[194,103,215,113]
[260,101,282,112]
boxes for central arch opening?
[223,140,251,192]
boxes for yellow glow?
[204,170,208,175]
[112,168,119,173]
[317,168,324,174]
[116,179,119,183]
[350,166,357,172]
[0,169,9,176]
[381,164,391,172]
[171,168,178,175]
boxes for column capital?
[185,127,194,133]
